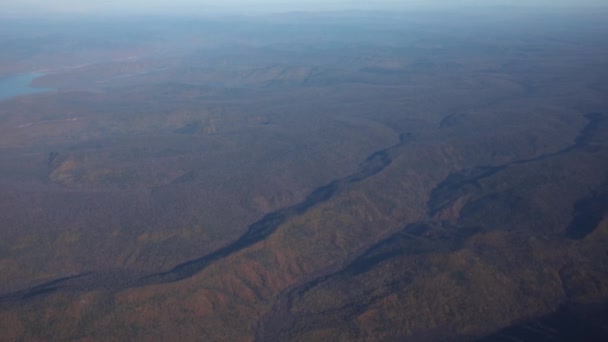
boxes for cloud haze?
[3,0,607,15]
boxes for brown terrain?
[0,9,608,341]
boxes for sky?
[3,0,607,15]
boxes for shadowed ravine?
[256,222,481,342]
[0,133,413,303]
[565,175,608,240]
[1,112,604,305]
[428,112,607,217]
[256,112,608,341]
[478,302,608,341]
[141,132,413,284]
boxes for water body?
[0,73,51,101]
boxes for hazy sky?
[3,0,607,15]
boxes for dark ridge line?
[270,276,414,342]
[297,222,478,297]
[427,165,506,216]
[256,221,481,341]
[0,272,92,304]
[565,174,608,240]
[477,302,608,341]
[428,112,606,216]
[285,223,438,300]
[0,132,413,301]
[140,132,413,285]
[258,112,606,340]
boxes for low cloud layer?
[3,0,607,15]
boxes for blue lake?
[0,73,52,101]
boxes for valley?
[0,8,607,341]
